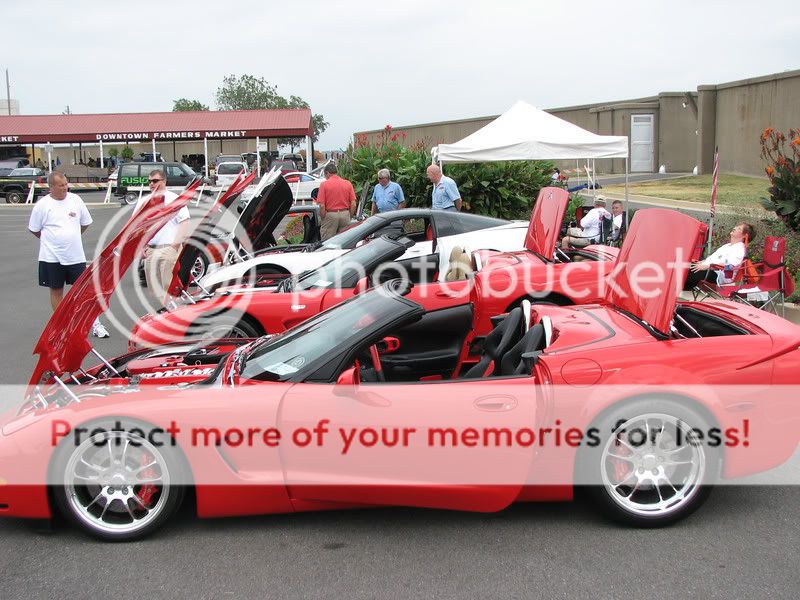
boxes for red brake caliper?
[136,451,158,508]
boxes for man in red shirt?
[316,162,356,240]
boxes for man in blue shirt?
[426,164,462,211]
[371,168,406,214]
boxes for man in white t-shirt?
[132,169,190,305]
[28,171,109,337]
[561,196,611,249]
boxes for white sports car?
[199,205,531,289]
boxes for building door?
[630,114,655,172]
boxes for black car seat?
[497,323,546,376]
[461,307,524,378]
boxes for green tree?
[172,98,209,112]
[214,74,328,144]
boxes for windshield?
[240,291,408,381]
[217,163,245,175]
[294,237,404,290]
[321,215,389,249]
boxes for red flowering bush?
[760,127,800,231]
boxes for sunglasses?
[148,178,164,184]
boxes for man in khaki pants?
[316,162,356,240]
[132,169,190,306]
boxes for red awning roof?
[0,109,313,144]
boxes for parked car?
[215,161,248,187]
[270,159,298,175]
[8,202,799,541]
[282,170,322,200]
[198,198,531,289]
[131,187,620,345]
[214,154,243,167]
[135,152,164,162]
[280,153,305,170]
[0,167,47,204]
[115,161,197,205]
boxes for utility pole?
[5,69,10,116]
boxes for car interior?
[355,299,548,383]
[670,304,750,339]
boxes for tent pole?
[624,157,629,203]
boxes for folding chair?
[732,236,794,316]
[693,236,794,317]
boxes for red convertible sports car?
[131,187,621,348]
[2,202,798,541]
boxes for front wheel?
[51,419,186,541]
[577,399,718,527]
[190,253,209,283]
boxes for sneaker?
[92,321,110,338]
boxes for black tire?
[124,192,138,205]
[5,190,25,204]
[50,418,187,541]
[189,311,262,340]
[577,398,718,528]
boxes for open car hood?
[29,180,202,386]
[167,170,257,296]
[524,186,569,260]
[604,208,708,336]
[238,169,294,253]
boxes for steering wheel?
[368,345,386,382]
[554,247,571,263]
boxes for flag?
[710,146,719,219]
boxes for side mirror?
[333,366,359,396]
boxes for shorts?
[38,261,86,289]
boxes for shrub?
[759,127,800,230]
[338,126,554,220]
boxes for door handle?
[474,395,518,411]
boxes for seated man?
[684,222,755,290]
[609,200,625,244]
[561,196,610,249]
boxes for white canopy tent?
[431,100,630,199]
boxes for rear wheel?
[124,192,138,205]
[578,399,718,527]
[51,419,186,541]
[5,190,25,204]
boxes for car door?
[278,377,536,512]
[167,164,192,187]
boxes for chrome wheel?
[53,421,185,540]
[600,413,705,518]
[190,255,208,281]
[579,400,717,527]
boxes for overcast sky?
[4,0,798,149]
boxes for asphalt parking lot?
[0,199,799,598]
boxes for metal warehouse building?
[355,69,800,177]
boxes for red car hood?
[29,180,202,386]
[167,170,257,296]
[605,208,707,336]
[524,186,569,260]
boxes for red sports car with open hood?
[131,187,621,348]
[2,203,798,541]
